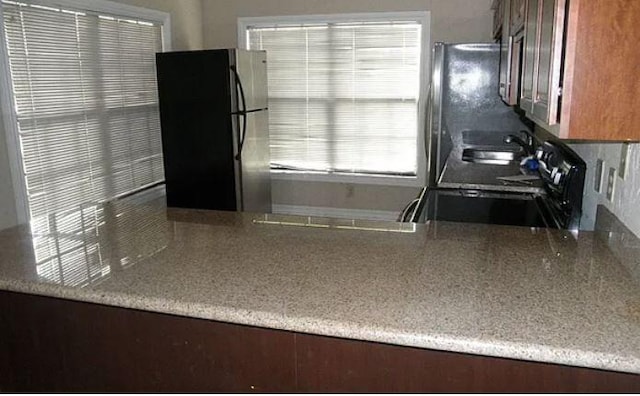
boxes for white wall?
[571,142,640,237]
[112,0,204,51]
[202,0,494,218]
[271,180,422,220]
[202,0,494,48]
[0,0,204,230]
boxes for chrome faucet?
[504,130,536,156]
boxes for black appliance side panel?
[156,50,237,211]
[425,193,548,228]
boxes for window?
[240,12,429,185]
[0,0,169,223]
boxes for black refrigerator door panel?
[156,50,238,211]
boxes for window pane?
[248,20,421,176]
[1,0,164,220]
[334,100,417,175]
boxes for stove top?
[409,139,586,230]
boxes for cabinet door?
[498,0,511,101]
[531,0,565,124]
[500,36,519,105]
[508,33,524,104]
[520,0,539,111]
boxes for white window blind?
[246,19,421,177]
[1,0,164,221]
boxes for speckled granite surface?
[439,154,545,194]
[1,199,639,374]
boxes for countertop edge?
[2,279,638,376]
[437,181,545,194]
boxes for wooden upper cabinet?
[520,0,540,111]
[518,0,640,141]
[498,0,512,101]
[530,0,565,125]
[496,0,521,105]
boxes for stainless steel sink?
[462,148,523,165]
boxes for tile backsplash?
[570,142,640,237]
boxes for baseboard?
[272,204,400,222]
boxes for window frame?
[238,11,431,187]
[0,0,171,224]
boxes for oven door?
[414,188,557,228]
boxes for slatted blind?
[247,20,421,176]
[1,0,164,221]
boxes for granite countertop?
[1,199,640,374]
[438,153,545,194]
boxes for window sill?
[270,169,423,187]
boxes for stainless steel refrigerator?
[156,49,272,213]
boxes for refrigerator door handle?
[230,66,248,161]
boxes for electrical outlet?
[606,167,616,202]
[594,159,604,193]
[619,142,630,180]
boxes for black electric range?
[408,140,586,231]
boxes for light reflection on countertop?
[24,201,172,287]
[253,213,417,233]
[1,199,640,375]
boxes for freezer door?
[238,109,272,213]
[156,50,238,211]
[234,49,269,111]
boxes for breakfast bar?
[1,199,639,391]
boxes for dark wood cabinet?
[497,0,511,102]
[518,0,640,140]
[0,291,296,392]
[1,290,639,392]
[296,334,640,393]
[520,0,566,127]
[495,0,524,106]
[495,0,640,140]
